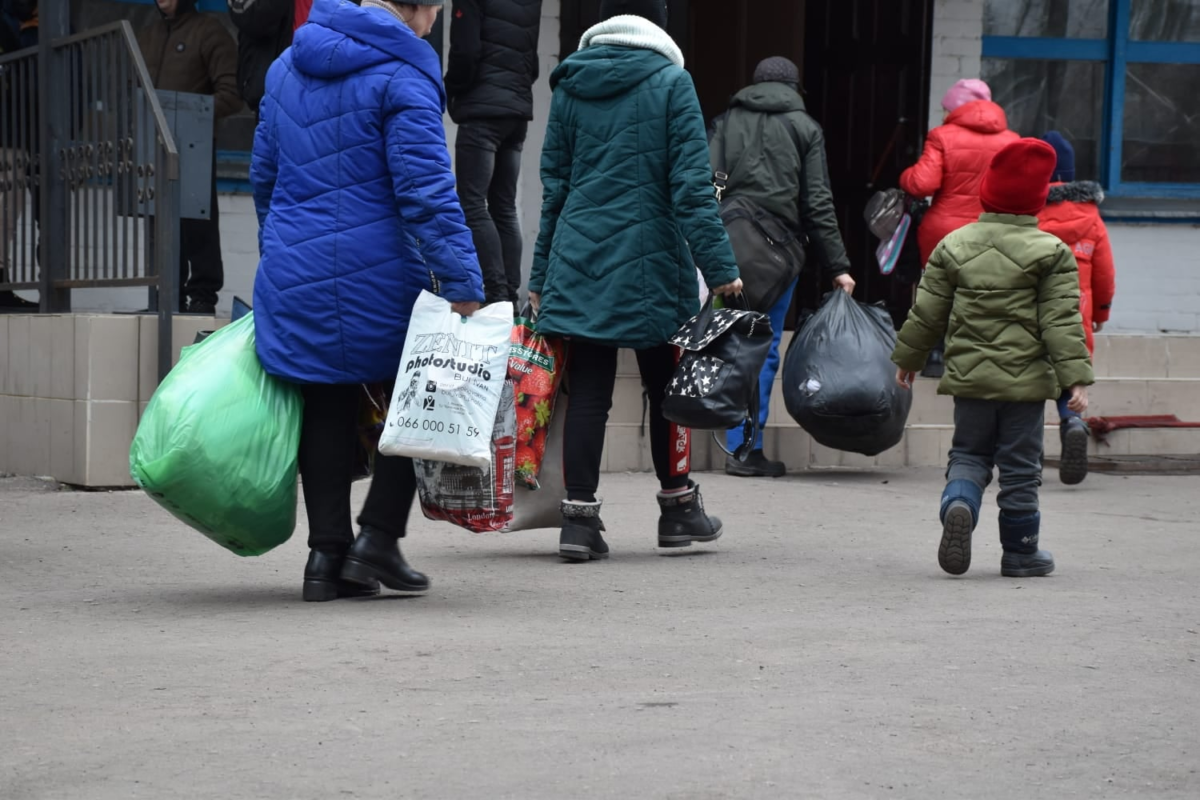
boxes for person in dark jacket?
[708,56,855,478]
[252,0,485,601]
[531,0,742,562]
[445,0,541,305]
[226,0,296,116]
[137,0,241,314]
[0,0,38,309]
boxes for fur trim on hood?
[578,14,684,67]
[1046,180,1104,205]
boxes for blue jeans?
[726,279,798,452]
[1056,389,1080,422]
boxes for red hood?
[945,100,1009,134]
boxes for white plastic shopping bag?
[378,291,513,468]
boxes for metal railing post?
[156,144,179,382]
[37,0,70,312]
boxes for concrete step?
[905,376,1200,424]
[606,372,1200,427]
[602,422,1200,473]
[616,333,1200,380]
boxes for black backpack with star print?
[662,296,773,459]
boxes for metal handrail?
[2,20,182,380]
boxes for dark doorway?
[799,0,932,327]
[559,0,932,328]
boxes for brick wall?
[929,0,984,130]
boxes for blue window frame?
[983,0,1200,199]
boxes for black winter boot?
[339,526,430,593]
[921,343,945,378]
[559,500,610,561]
[303,549,381,602]
[999,512,1055,577]
[1059,416,1090,485]
[725,449,786,478]
[657,483,723,549]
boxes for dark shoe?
[1001,549,1056,578]
[938,501,975,576]
[938,479,981,576]
[1059,417,1089,485]
[725,449,786,478]
[0,290,38,310]
[657,483,723,549]
[999,511,1054,577]
[339,526,430,593]
[559,500,610,561]
[302,549,380,602]
[920,346,945,379]
[186,299,217,315]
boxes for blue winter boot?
[938,479,982,575]
[999,512,1055,577]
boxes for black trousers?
[179,160,224,308]
[563,341,690,502]
[455,118,526,305]
[299,384,417,551]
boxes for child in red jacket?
[1037,131,1116,486]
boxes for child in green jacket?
[892,138,1095,578]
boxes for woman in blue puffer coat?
[251,0,485,602]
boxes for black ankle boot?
[303,549,380,602]
[339,527,430,593]
[724,449,786,478]
[657,483,723,549]
[559,500,609,561]
[921,345,945,378]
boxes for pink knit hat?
[941,79,992,112]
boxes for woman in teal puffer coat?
[529,0,742,562]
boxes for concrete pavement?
[1,468,1198,799]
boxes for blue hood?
[292,0,444,102]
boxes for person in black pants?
[564,341,688,502]
[250,0,485,601]
[530,0,744,561]
[298,384,424,602]
[445,0,542,305]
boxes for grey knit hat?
[753,56,801,87]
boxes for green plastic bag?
[130,313,303,556]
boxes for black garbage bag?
[783,290,912,456]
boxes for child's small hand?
[1068,385,1089,413]
[896,368,916,390]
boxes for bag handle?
[708,293,761,463]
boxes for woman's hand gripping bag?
[129,313,303,556]
[782,290,912,456]
[378,291,514,468]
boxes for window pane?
[1123,63,1200,183]
[1130,0,1200,41]
[981,59,1105,180]
[983,0,1109,38]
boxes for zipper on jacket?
[412,237,441,294]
